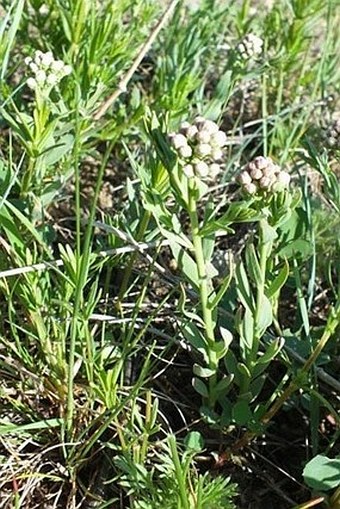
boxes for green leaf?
[303,455,340,491]
[232,401,252,426]
[245,243,262,285]
[256,294,273,336]
[192,377,209,398]
[257,337,285,366]
[170,241,199,290]
[214,375,234,398]
[180,321,207,361]
[43,134,74,166]
[184,431,204,452]
[267,260,289,299]
[220,326,233,349]
[278,239,312,258]
[235,261,255,313]
[0,418,61,436]
[237,362,251,379]
[193,364,215,378]
[249,375,266,399]
[240,307,254,354]
[224,350,240,385]
[261,220,278,244]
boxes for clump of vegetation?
[0,0,339,508]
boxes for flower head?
[237,156,290,195]
[25,50,72,93]
[325,118,340,149]
[168,116,227,181]
[237,33,263,60]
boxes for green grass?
[0,0,339,507]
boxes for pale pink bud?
[202,119,219,134]
[259,176,272,189]
[193,116,206,129]
[254,156,270,170]
[249,167,263,180]
[244,183,257,194]
[238,171,252,185]
[276,171,290,186]
[196,130,211,143]
[186,124,199,138]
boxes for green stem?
[253,222,270,357]
[188,180,217,405]
[230,301,340,454]
[117,208,151,307]
[66,141,114,439]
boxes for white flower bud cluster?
[237,33,263,60]
[168,117,227,180]
[25,51,72,91]
[325,118,340,149]
[237,156,290,195]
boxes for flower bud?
[27,77,37,90]
[276,171,290,186]
[196,143,212,157]
[47,73,58,85]
[249,167,263,180]
[210,130,227,148]
[170,133,187,149]
[202,119,219,134]
[210,163,221,178]
[211,148,223,161]
[186,124,199,138]
[29,62,39,73]
[35,70,47,83]
[179,145,192,158]
[196,130,210,143]
[51,60,66,72]
[244,182,257,194]
[63,64,72,76]
[183,164,195,178]
[194,161,209,177]
[237,171,252,185]
[41,51,54,67]
[259,176,272,189]
[254,156,270,170]
[193,116,206,129]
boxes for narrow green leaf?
[0,418,61,436]
[267,259,289,299]
[256,294,273,336]
[235,261,255,313]
[192,377,209,398]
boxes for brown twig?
[93,0,179,120]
